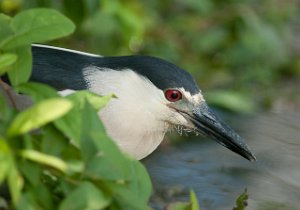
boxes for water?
[143,111,300,210]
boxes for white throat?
[83,67,170,159]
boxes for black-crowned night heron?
[11,45,257,161]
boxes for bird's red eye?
[164,89,182,102]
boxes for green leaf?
[29,183,54,210]
[166,191,200,210]
[54,91,114,145]
[233,189,248,210]
[7,45,32,86]
[0,53,17,75]
[1,9,75,49]
[127,159,152,204]
[18,160,41,187]
[17,82,59,102]
[18,160,53,209]
[16,192,39,210]
[80,102,131,181]
[75,100,128,179]
[58,98,140,181]
[0,138,11,184]
[0,14,13,45]
[0,93,14,134]
[84,152,130,181]
[0,91,8,115]
[7,98,73,137]
[8,163,23,204]
[106,182,149,210]
[20,150,68,173]
[60,143,82,163]
[190,190,200,210]
[59,181,111,210]
[41,125,68,157]
[67,91,115,111]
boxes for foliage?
[166,190,200,210]
[233,189,249,210]
[0,8,151,210]
[0,8,75,86]
[0,3,292,209]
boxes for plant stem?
[0,79,17,110]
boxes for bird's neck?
[84,68,170,159]
[99,105,168,159]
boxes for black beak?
[186,102,256,161]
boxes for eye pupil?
[165,89,182,102]
[171,92,178,99]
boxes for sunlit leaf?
[190,190,200,210]
[7,45,32,86]
[7,98,73,137]
[1,9,75,49]
[0,53,17,75]
[20,150,68,173]
[0,138,11,184]
[8,163,23,204]
[66,90,115,110]
[0,14,13,45]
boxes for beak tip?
[190,102,257,162]
[228,144,257,162]
[248,153,257,162]
[237,143,257,162]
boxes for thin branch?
[0,78,18,110]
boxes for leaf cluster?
[0,9,152,210]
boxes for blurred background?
[1,1,300,210]
[1,0,299,114]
